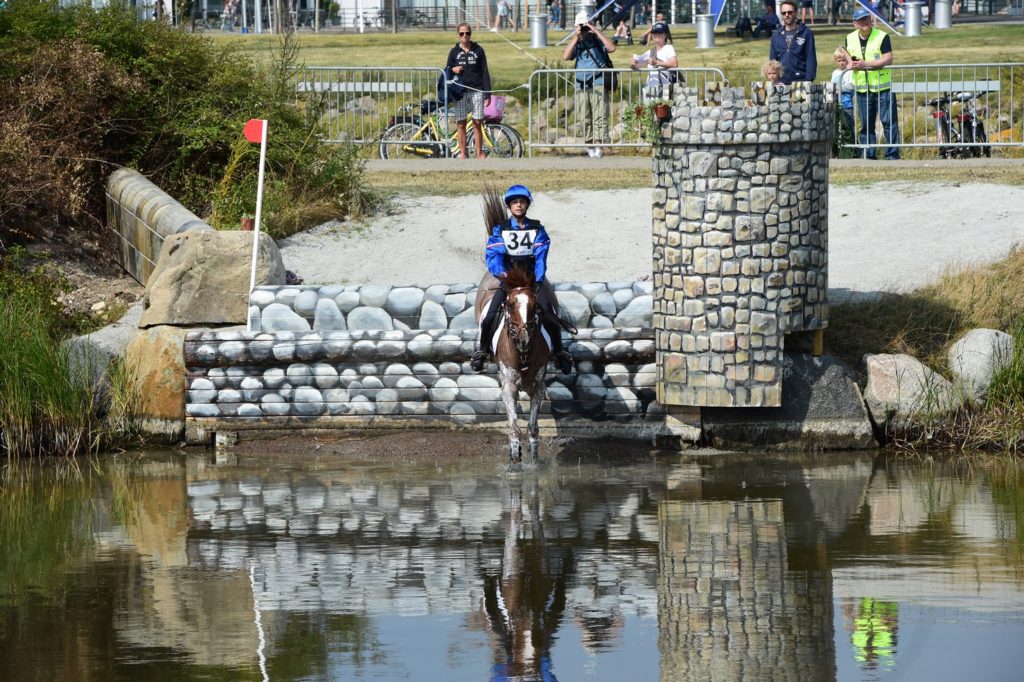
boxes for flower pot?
[241,217,255,231]
[654,103,671,122]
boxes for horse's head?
[503,269,539,357]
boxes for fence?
[527,67,727,155]
[843,63,1022,159]
[290,66,448,144]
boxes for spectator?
[831,46,856,151]
[563,11,617,158]
[847,7,899,159]
[493,0,512,32]
[752,1,780,37]
[639,11,665,44]
[548,0,562,27]
[801,0,815,24]
[762,59,784,84]
[831,0,843,24]
[769,0,817,83]
[445,23,492,159]
[630,20,678,98]
[613,19,632,44]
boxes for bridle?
[503,286,540,370]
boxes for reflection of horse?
[475,191,555,471]
[482,481,569,681]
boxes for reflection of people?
[847,7,900,159]
[445,23,492,159]
[472,185,574,375]
[769,0,817,83]
[562,11,617,159]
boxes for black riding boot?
[472,288,505,372]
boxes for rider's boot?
[554,348,574,374]
[470,346,488,372]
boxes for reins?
[502,286,540,373]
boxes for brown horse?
[475,189,554,470]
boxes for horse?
[475,188,556,470]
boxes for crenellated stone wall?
[652,83,832,408]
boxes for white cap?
[574,10,590,25]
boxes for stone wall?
[653,83,832,408]
[106,168,212,285]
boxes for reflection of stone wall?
[653,84,832,408]
[657,499,835,680]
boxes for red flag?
[243,119,266,143]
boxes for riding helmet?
[503,184,533,207]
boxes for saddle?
[474,271,562,355]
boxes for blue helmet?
[503,184,533,207]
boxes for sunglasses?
[459,31,471,36]
[780,10,795,14]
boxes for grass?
[211,24,1024,95]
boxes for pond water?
[1,444,1023,681]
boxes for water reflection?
[1,451,1023,680]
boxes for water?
[1,446,1023,681]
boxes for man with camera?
[562,10,617,158]
[846,7,900,159]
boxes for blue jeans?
[855,89,901,160]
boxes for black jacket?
[445,42,491,96]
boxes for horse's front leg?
[526,370,546,462]
[499,367,522,469]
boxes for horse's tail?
[482,184,506,235]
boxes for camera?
[580,24,590,32]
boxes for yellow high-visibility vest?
[846,29,893,93]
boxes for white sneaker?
[586,148,596,157]
[592,147,603,158]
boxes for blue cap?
[651,21,669,33]
[852,7,872,20]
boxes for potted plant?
[240,213,255,231]
[622,97,669,145]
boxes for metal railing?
[290,66,447,144]
[843,63,1022,159]
[527,67,727,155]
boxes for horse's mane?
[482,184,506,235]
[505,267,534,290]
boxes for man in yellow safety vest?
[846,8,900,159]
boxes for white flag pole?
[247,119,268,331]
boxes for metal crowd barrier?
[526,67,728,156]
[290,66,448,144]
[842,63,1023,159]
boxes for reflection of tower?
[482,480,569,682]
[657,499,836,680]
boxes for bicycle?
[352,11,384,30]
[929,91,991,159]
[378,100,523,159]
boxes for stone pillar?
[652,83,832,408]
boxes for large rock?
[64,302,144,386]
[703,353,877,451]
[863,353,962,426]
[947,328,1014,403]
[122,325,191,441]
[140,231,285,327]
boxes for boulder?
[122,325,191,441]
[703,353,877,451]
[863,353,962,426]
[140,231,284,327]
[64,302,144,387]
[947,328,1014,403]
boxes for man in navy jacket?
[769,0,817,83]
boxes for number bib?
[501,229,537,256]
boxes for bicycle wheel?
[497,123,525,157]
[379,123,436,160]
[480,123,516,158]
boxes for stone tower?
[652,83,833,408]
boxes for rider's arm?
[532,227,550,283]
[485,232,508,278]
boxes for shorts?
[802,0,813,7]
[451,89,485,122]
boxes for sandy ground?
[278,182,1024,297]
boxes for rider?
[470,184,575,375]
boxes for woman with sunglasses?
[445,23,492,159]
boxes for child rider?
[470,184,575,375]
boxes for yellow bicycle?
[378,101,524,159]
